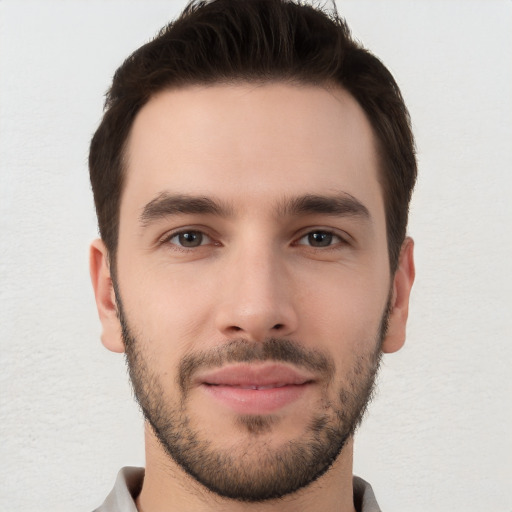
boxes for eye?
[296,230,344,248]
[167,230,211,248]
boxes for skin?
[90,83,415,512]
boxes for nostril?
[272,324,284,330]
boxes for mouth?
[195,363,315,415]
[212,383,298,390]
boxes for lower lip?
[201,383,311,415]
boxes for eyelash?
[160,227,349,252]
[160,229,216,251]
[294,230,348,249]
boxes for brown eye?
[308,231,333,247]
[169,231,209,248]
[297,230,343,248]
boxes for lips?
[195,363,315,415]
[197,363,313,387]
[227,384,290,390]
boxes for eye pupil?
[179,231,202,247]
[308,232,332,247]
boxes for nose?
[214,243,298,341]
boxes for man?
[89,0,416,510]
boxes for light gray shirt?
[94,467,382,512]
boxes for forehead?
[122,82,383,221]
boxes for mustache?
[178,337,335,393]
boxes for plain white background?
[1,1,511,510]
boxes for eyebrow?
[139,191,370,227]
[278,193,371,221]
[139,193,233,227]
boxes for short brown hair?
[89,0,416,272]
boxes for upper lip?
[194,363,315,388]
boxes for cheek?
[118,256,226,356]
[296,267,388,355]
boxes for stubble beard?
[117,297,387,502]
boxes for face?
[91,83,414,501]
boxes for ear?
[381,237,415,354]
[89,239,125,353]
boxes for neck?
[135,423,357,512]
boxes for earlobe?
[89,239,125,353]
[381,237,415,354]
